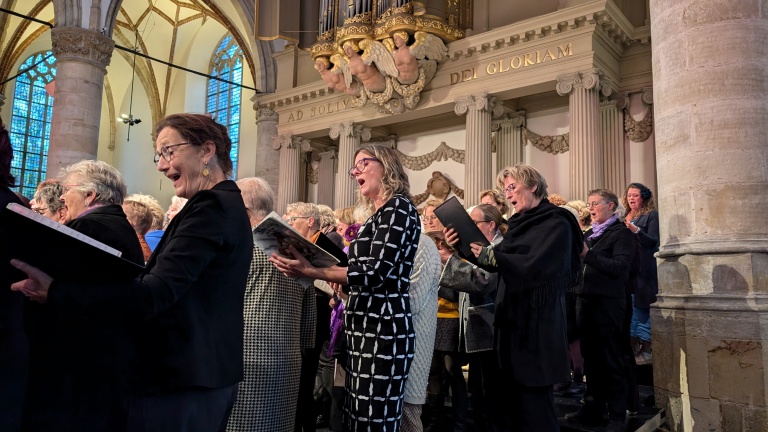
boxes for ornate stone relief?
[255,106,277,121]
[51,27,115,70]
[625,109,653,143]
[454,93,504,117]
[306,150,322,185]
[396,142,464,170]
[412,171,465,206]
[522,128,569,154]
[272,134,311,152]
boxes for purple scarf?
[328,300,345,356]
[588,213,619,240]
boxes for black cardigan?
[631,211,660,307]
[582,219,636,299]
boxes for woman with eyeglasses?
[445,163,582,431]
[11,113,253,432]
[17,159,145,431]
[269,143,421,431]
[565,189,636,432]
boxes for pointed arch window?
[206,35,243,177]
[9,51,56,198]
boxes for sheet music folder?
[1,203,144,283]
[432,196,490,258]
[252,212,342,268]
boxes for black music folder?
[432,196,490,258]
[1,203,144,283]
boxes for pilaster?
[600,94,626,196]
[273,134,311,214]
[557,68,611,201]
[455,93,503,207]
[47,27,115,174]
[492,110,526,174]
[330,121,370,209]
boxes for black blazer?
[631,211,660,307]
[49,180,253,394]
[583,219,636,299]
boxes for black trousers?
[493,380,558,432]
[468,350,503,430]
[126,384,239,432]
[580,295,627,420]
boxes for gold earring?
[202,161,210,177]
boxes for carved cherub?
[316,55,359,96]
[344,39,398,93]
[386,31,448,85]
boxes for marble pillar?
[651,0,768,430]
[316,150,336,207]
[273,134,310,215]
[556,69,612,201]
[492,110,526,174]
[255,106,281,194]
[600,93,627,196]
[47,27,114,174]
[455,93,503,207]
[330,121,370,210]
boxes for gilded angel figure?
[386,31,448,85]
[343,39,398,93]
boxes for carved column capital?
[454,93,504,117]
[273,134,311,151]
[329,121,371,141]
[255,106,278,122]
[641,86,654,105]
[610,91,629,110]
[51,26,115,71]
[556,68,612,97]
[492,109,526,131]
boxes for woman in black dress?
[270,143,421,431]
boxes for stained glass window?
[10,51,56,198]
[206,35,243,178]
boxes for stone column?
[47,27,114,174]
[254,106,281,193]
[330,121,370,209]
[492,110,526,174]
[600,93,627,196]
[305,150,320,203]
[273,134,310,215]
[651,1,768,430]
[316,150,336,207]
[556,69,612,201]
[455,93,503,207]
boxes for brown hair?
[547,193,567,206]
[0,122,15,187]
[354,143,411,209]
[479,189,509,215]
[620,182,656,218]
[154,113,233,178]
[473,204,508,235]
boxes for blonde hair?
[127,193,165,230]
[354,143,411,211]
[286,202,320,231]
[566,200,592,230]
[496,163,548,201]
[479,189,509,215]
[335,206,355,225]
[123,200,153,235]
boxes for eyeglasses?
[285,215,311,224]
[154,142,191,164]
[33,208,49,215]
[348,157,381,178]
[588,201,607,209]
[61,183,83,194]
[473,220,492,225]
[504,184,519,193]
[423,215,438,222]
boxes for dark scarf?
[492,199,583,346]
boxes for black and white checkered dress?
[344,194,421,431]
[227,245,305,432]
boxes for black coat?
[49,180,253,396]
[0,186,25,432]
[631,211,659,307]
[24,204,144,432]
[582,219,636,299]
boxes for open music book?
[1,203,144,282]
[253,211,342,268]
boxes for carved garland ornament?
[624,109,654,143]
[522,128,569,154]
[396,142,464,171]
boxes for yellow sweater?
[437,297,459,319]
